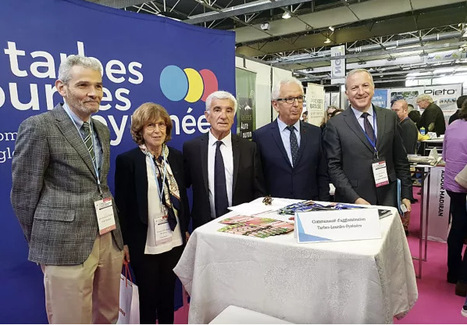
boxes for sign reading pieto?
[295,208,381,243]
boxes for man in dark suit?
[11,55,124,323]
[183,91,265,229]
[323,69,412,211]
[252,78,329,200]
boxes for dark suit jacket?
[417,102,446,136]
[11,104,123,265]
[252,119,330,201]
[183,133,265,229]
[114,146,189,263]
[322,105,412,207]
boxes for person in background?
[416,94,446,137]
[408,109,421,125]
[391,100,418,155]
[253,78,330,200]
[11,55,124,323]
[442,99,467,297]
[320,105,339,130]
[322,69,412,210]
[301,110,309,123]
[391,99,418,234]
[330,108,344,118]
[183,91,265,229]
[449,95,467,125]
[115,103,189,324]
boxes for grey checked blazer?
[11,104,123,265]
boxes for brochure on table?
[295,208,381,243]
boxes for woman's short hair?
[459,99,467,120]
[131,102,173,145]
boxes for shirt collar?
[62,101,86,129]
[277,117,300,131]
[208,130,232,147]
[350,104,375,119]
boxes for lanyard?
[146,147,167,204]
[362,112,377,154]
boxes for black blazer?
[114,146,189,263]
[252,119,330,201]
[183,133,265,229]
[322,105,412,207]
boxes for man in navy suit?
[322,69,412,210]
[252,78,329,200]
[183,91,265,229]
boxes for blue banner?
[0,0,235,322]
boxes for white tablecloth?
[174,200,418,324]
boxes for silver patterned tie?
[82,122,96,164]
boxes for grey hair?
[271,78,304,100]
[345,69,374,90]
[205,90,237,112]
[58,55,103,84]
[416,94,434,103]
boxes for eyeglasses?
[275,96,304,104]
[146,122,166,132]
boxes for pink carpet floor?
[174,188,467,323]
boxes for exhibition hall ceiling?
[88,0,467,85]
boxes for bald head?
[391,99,409,121]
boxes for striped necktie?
[82,122,96,164]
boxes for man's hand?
[402,198,412,212]
[354,197,371,205]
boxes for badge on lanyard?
[155,214,172,245]
[94,197,116,235]
[372,160,389,187]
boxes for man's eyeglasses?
[275,96,304,104]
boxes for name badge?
[94,197,116,235]
[372,160,389,187]
[155,216,172,245]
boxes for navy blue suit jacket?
[252,119,330,200]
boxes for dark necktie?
[81,122,96,164]
[361,112,376,144]
[154,156,178,231]
[214,141,229,218]
[286,125,299,166]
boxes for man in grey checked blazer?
[11,55,124,323]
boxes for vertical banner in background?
[0,0,235,322]
[422,167,451,242]
[235,68,256,139]
[330,45,346,85]
[306,83,325,127]
[373,89,389,108]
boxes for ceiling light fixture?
[324,37,331,44]
[282,11,291,19]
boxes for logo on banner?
[159,65,218,102]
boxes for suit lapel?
[296,121,307,166]
[343,107,375,153]
[271,119,293,168]
[232,135,240,193]
[52,104,97,178]
[93,119,109,182]
[374,106,386,152]
[199,133,209,195]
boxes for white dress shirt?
[208,131,234,219]
[350,105,378,139]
